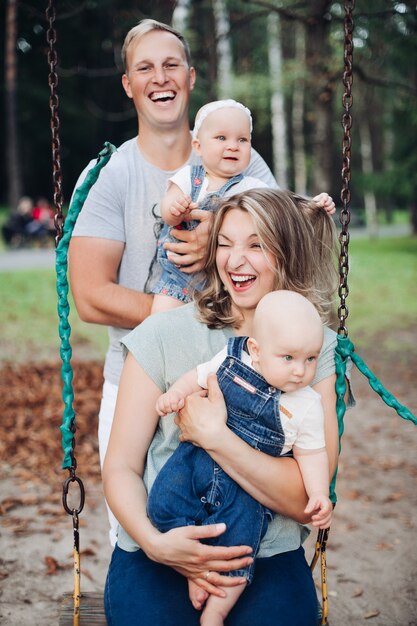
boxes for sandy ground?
[1,346,416,625]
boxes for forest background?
[2,0,417,235]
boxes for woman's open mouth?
[229,273,256,291]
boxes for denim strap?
[190,165,206,202]
[190,166,244,203]
[216,172,244,196]
[226,335,249,359]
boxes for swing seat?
[58,591,328,625]
[59,592,106,625]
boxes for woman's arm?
[103,353,253,594]
[177,374,339,524]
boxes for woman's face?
[216,209,277,318]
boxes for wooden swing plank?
[59,592,106,625]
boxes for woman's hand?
[164,209,213,273]
[145,522,251,599]
[176,374,228,448]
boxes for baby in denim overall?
[148,290,333,625]
[150,99,268,314]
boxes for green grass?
[0,268,107,363]
[343,237,417,351]
[352,207,412,226]
[0,236,415,364]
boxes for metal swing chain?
[46,0,83,497]
[312,5,356,625]
[46,4,84,621]
[46,0,64,246]
[338,0,355,337]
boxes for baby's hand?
[304,494,333,529]
[313,192,336,215]
[188,579,209,611]
[156,389,186,416]
[169,194,194,218]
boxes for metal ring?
[62,474,85,516]
[204,571,211,581]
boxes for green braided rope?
[56,142,116,469]
[329,334,416,503]
[329,336,349,503]
[337,336,416,424]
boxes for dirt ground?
[1,333,416,626]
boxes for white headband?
[192,99,253,139]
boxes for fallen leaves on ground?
[0,360,103,486]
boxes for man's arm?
[69,236,153,328]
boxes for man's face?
[122,30,195,131]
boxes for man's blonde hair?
[194,188,339,328]
[121,18,191,71]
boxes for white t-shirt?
[168,165,269,202]
[197,345,325,454]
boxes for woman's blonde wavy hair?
[194,188,338,329]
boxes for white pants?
[98,379,120,547]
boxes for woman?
[103,189,346,625]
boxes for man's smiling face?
[122,30,195,131]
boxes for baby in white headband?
[150,99,268,314]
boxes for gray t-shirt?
[117,303,340,556]
[72,138,277,385]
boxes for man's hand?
[164,209,214,273]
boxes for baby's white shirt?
[169,165,268,203]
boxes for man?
[69,19,276,545]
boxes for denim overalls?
[151,165,243,303]
[147,336,285,583]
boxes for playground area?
[1,327,416,626]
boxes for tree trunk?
[358,113,378,238]
[172,0,191,33]
[5,0,22,210]
[268,12,288,188]
[292,21,307,195]
[305,1,335,196]
[213,0,233,99]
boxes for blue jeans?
[147,442,268,582]
[104,544,318,626]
